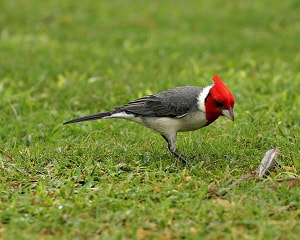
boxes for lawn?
[0,0,299,239]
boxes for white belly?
[142,112,207,135]
[110,111,207,136]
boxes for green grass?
[0,0,299,239]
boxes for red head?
[204,75,235,125]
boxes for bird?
[63,74,235,167]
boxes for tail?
[63,111,113,125]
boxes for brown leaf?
[268,178,300,190]
[214,198,233,209]
[282,166,297,174]
[208,183,219,194]
[136,227,150,240]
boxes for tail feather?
[63,111,112,125]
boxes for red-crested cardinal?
[64,75,235,166]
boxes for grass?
[0,0,299,239]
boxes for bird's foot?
[173,151,191,167]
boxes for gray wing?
[116,86,203,118]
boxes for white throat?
[197,84,213,112]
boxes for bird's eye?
[215,100,224,107]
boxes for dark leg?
[161,134,191,167]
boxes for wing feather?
[115,86,203,117]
